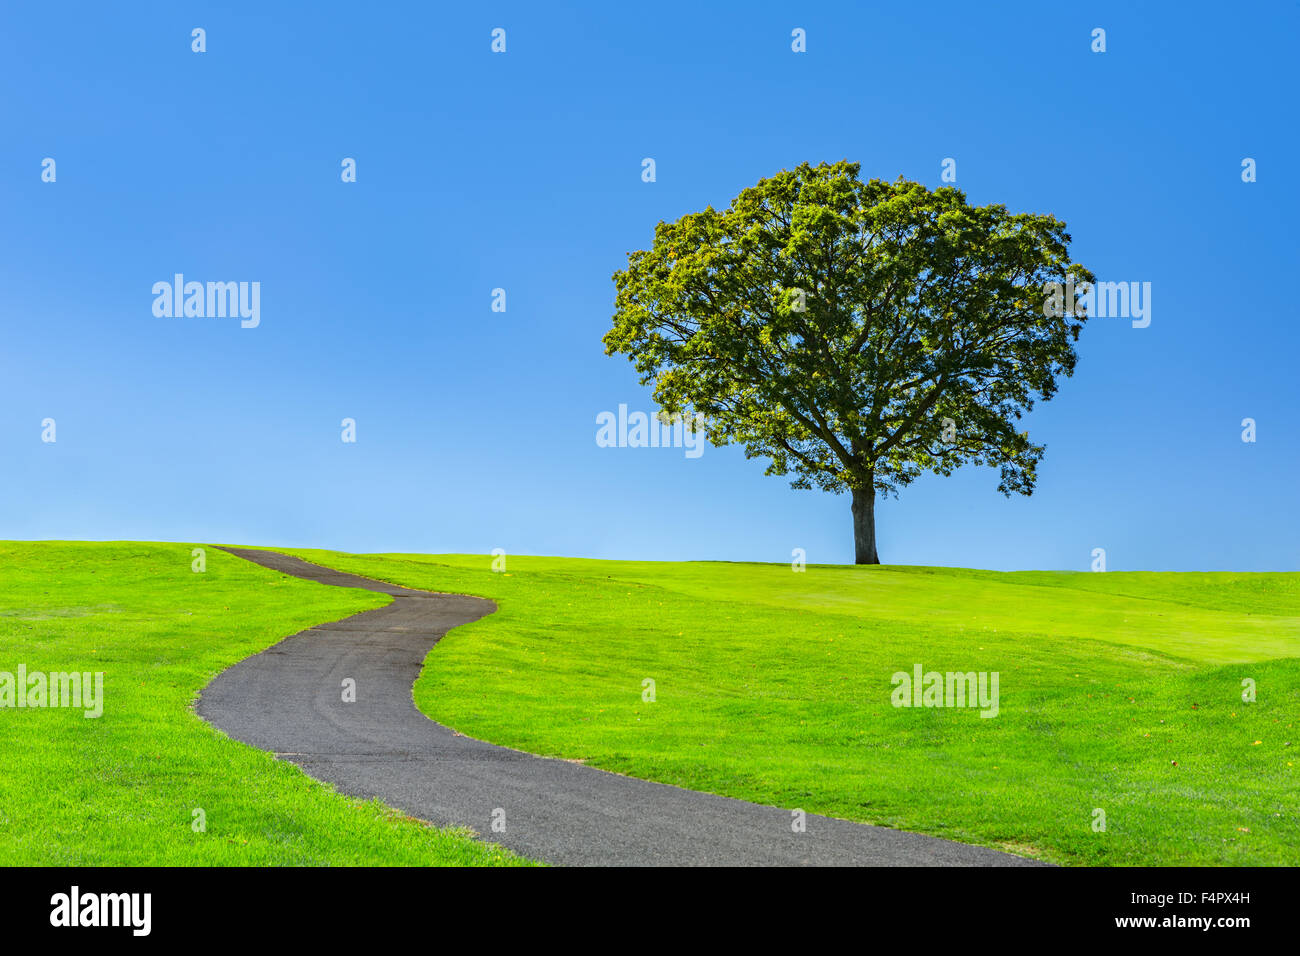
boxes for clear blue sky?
[2,1,1295,571]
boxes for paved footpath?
[198,548,1047,867]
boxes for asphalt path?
[197,547,1047,867]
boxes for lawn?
[0,542,533,866]
[5,540,1295,867]
[282,548,1300,866]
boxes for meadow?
[0,542,532,865]
[4,539,1296,866]
[285,548,1300,866]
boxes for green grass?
[6,541,1296,867]
[280,549,1300,866]
[0,542,534,866]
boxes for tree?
[604,161,1093,564]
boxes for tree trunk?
[851,486,880,565]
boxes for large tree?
[604,161,1093,564]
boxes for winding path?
[197,547,1046,867]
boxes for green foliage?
[605,161,1094,498]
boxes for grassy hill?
[3,540,1296,866]
[0,542,532,866]
[284,549,1300,866]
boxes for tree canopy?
[604,161,1093,563]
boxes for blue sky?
[1,1,1295,570]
